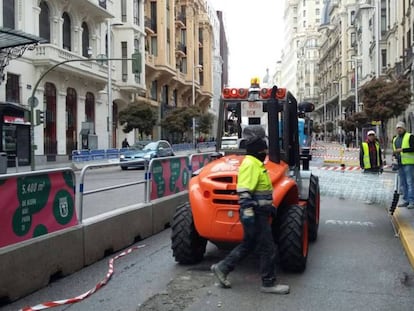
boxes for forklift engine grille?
[210,176,239,205]
[211,176,233,183]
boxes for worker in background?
[393,121,414,209]
[359,130,383,174]
[210,126,289,294]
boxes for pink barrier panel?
[150,157,190,201]
[0,170,78,248]
[191,153,214,172]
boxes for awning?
[0,28,47,49]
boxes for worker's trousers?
[218,208,276,287]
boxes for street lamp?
[192,64,203,148]
[106,20,122,148]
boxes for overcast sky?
[210,0,284,87]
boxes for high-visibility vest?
[361,141,380,169]
[393,132,414,165]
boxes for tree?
[359,77,412,147]
[160,106,200,140]
[312,122,322,134]
[326,121,334,133]
[198,112,215,136]
[119,101,158,137]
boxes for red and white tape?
[19,245,146,311]
[318,165,392,171]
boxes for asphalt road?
[4,196,414,311]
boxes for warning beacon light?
[248,77,261,101]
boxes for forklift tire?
[171,202,207,264]
[307,174,320,242]
[278,204,308,272]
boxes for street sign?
[28,96,38,108]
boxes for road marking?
[325,219,375,227]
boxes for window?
[350,11,355,26]
[133,0,140,25]
[3,0,15,29]
[121,42,128,82]
[381,49,387,68]
[85,92,95,124]
[98,0,106,9]
[151,36,157,55]
[6,73,19,103]
[172,89,177,107]
[39,1,50,42]
[351,32,356,47]
[161,85,168,105]
[121,0,127,22]
[62,12,71,51]
[82,22,90,57]
[150,80,158,100]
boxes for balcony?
[175,42,187,58]
[175,12,186,28]
[32,44,107,82]
[145,17,157,35]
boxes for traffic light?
[131,52,141,74]
[36,110,45,125]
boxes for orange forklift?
[171,79,320,272]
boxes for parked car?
[120,140,175,170]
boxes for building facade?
[0,0,222,165]
[281,0,414,144]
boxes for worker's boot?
[211,264,231,288]
[261,284,290,294]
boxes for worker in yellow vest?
[359,130,383,174]
[393,121,414,209]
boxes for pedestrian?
[122,138,130,148]
[210,128,289,294]
[359,130,383,174]
[393,121,414,209]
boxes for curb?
[393,208,414,268]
